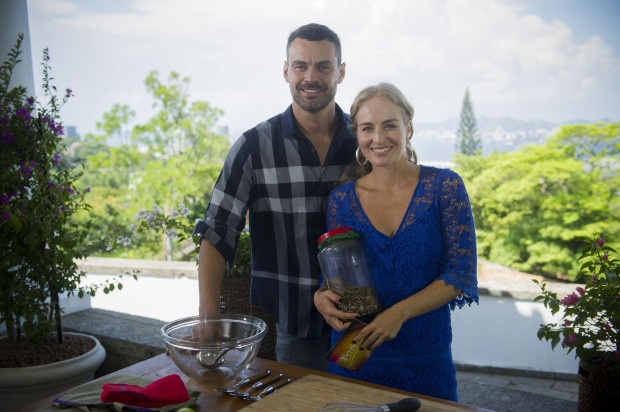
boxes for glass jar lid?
[317,227,360,250]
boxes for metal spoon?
[233,373,284,398]
[216,369,271,394]
[243,377,293,402]
[196,348,230,369]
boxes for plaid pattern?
[195,104,356,337]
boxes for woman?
[314,82,478,401]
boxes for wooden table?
[21,354,491,411]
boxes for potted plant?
[0,34,128,410]
[534,235,620,411]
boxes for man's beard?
[292,83,337,113]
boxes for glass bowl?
[161,314,267,384]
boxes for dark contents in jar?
[330,283,380,316]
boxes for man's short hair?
[287,23,342,65]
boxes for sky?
[24,0,620,138]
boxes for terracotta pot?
[578,356,620,412]
[0,332,106,411]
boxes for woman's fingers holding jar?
[331,313,358,331]
[313,287,339,314]
[314,287,357,331]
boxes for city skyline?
[25,0,620,138]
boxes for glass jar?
[317,228,380,318]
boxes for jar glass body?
[318,232,380,318]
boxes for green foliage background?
[72,70,230,261]
[64,68,618,282]
[456,122,619,280]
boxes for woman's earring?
[356,147,368,166]
[406,139,418,164]
[406,139,413,157]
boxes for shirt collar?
[282,103,351,140]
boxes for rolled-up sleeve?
[193,135,253,267]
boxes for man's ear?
[338,62,346,84]
[283,61,290,83]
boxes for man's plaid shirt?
[195,104,356,337]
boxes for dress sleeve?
[436,169,479,309]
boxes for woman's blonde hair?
[342,82,417,182]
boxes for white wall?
[452,295,579,375]
[80,269,581,376]
[1,0,35,94]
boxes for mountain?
[415,116,563,163]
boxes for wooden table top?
[21,354,491,411]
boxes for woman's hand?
[313,287,358,332]
[355,304,406,350]
[353,280,460,350]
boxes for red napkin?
[100,374,190,407]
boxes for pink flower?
[563,319,572,326]
[603,253,609,261]
[596,237,605,247]
[561,333,577,348]
[560,292,581,306]
[576,287,585,296]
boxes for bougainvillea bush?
[0,34,128,345]
[534,235,620,373]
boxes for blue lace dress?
[325,165,478,401]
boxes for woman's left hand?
[355,305,405,350]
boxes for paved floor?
[458,370,578,402]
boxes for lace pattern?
[325,165,478,400]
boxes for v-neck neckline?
[351,165,425,240]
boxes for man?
[193,23,356,370]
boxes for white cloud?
[25,0,620,137]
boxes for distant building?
[66,126,80,140]
[216,125,229,137]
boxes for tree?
[548,122,620,175]
[129,71,230,259]
[75,71,231,260]
[455,122,619,279]
[455,88,481,156]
